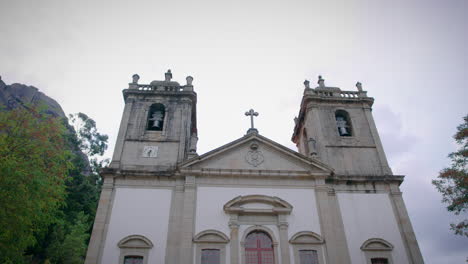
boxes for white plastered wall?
[337,193,409,264]
[196,187,321,264]
[101,187,172,264]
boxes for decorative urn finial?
[186,76,194,86]
[356,81,363,92]
[132,74,140,84]
[165,69,172,81]
[318,75,325,88]
[303,79,310,89]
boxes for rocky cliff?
[0,76,91,174]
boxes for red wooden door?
[245,231,275,264]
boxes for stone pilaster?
[389,186,425,264]
[165,180,185,264]
[178,176,197,264]
[229,216,240,264]
[85,176,115,264]
[278,215,291,264]
[314,186,351,264]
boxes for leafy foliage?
[34,112,109,263]
[0,107,109,263]
[68,113,108,158]
[0,107,71,263]
[45,212,90,264]
[433,114,468,237]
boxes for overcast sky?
[1,0,467,262]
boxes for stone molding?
[118,235,154,249]
[360,238,394,251]
[289,231,324,245]
[180,168,329,178]
[224,194,293,215]
[193,230,230,244]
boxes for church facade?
[85,71,424,264]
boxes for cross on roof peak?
[245,109,259,134]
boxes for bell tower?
[292,76,392,176]
[109,70,197,172]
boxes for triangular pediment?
[180,133,332,175]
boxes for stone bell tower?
[109,70,198,172]
[292,76,392,176]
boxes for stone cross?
[245,109,259,130]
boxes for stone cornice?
[179,168,329,179]
[326,174,405,185]
[122,88,197,102]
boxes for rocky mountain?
[0,76,91,174]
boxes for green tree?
[68,112,108,159]
[25,112,108,264]
[46,212,89,264]
[0,107,71,263]
[433,114,468,237]
[39,112,108,264]
[61,212,90,264]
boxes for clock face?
[142,146,158,158]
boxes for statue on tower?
[189,133,198,153]
[307,137,318,157]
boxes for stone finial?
[186,76,194,86]
[318,75,325,88]
[303,79,310,89]
[356,81,363,92]
[132,74,140,84]
[165,69,172,81]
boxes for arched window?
[335,110,352,136]
[194,229,229,264]
[245,231,275,264]
[118,235,153,264]
[290,231,325,264]
[147,103,165,131]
